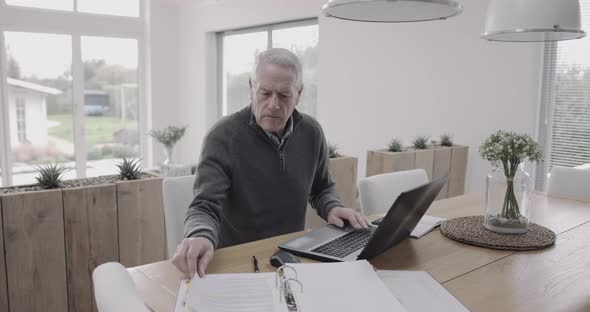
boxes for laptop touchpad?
[282,225,349,250]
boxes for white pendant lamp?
[322,0,463,23]
[482,0,586,42]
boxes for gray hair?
[251,48,303,87]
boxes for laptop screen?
[357,176,448,260]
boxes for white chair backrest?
[93,262,150,312]
[163,175,196,258]
[359,169,429,216]
[547,166,590,202]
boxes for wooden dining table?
[128,192,590,312]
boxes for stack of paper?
[411,215,447,238]
[176,261,469,312]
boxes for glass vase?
[484,165,531,234]
[163,145,175,165]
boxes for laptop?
[278,176,448,262]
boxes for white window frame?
[0,0,152,186]
[15,96,25,142]
[216,18,318,119]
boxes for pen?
[252,256,259,272]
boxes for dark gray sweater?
[184,106,343,248]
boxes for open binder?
[178,261,407,312]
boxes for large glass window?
[5,32,76,185]
[82,36,139,177]
[78,0,140,17]
[222,31,268,116]
[0,1,146,186]
[535,1,590,191]
[272,24,319,116]
[6,0,140,16]
[220,20,318,116]
[6,0,73,11]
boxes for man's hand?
[172,237,214,278]
[327,207,370,229]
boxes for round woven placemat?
[440,216,556,251]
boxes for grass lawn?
[48,114,138,146]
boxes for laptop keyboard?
[311,227,376,258]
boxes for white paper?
[175,280,189,312]
[289,260,407,312]
[185,273,286,312]
[377,271,469,312]
[410,215,446,238]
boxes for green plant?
[34,162,70,189]
[117,158,142,180]
[149,125,188,148]
[440,133,454,147]
[412,136,430,150]
[328,143,341,158]
[387,138,403,152]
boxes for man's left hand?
[327,207,370,229]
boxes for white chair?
[93,262,150,312]
[163,175,196,259]
[359,169,429,216]
[547,166,590,202]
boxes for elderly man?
[173,48,368,277]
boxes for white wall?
[149,0,183,164]
[175,0,544,193]
[317,2,543,193]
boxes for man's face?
[250,64,303,134]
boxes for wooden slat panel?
[365,150,382,177]
[382,150,415,173]
[2,189,68,312]
[433,147,452,200]
[63,184,119,312]
[414,149,434,180]
[307,157,359,230]
[330,156,358,209]
[118,178,166,267]
[0,198,8,312]
[448,146,469,197]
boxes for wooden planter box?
[305,156,358,230]
[366,145,468,200]
[0,177,166,312]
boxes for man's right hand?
[172,237,214,278]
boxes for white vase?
[163,145,175,165]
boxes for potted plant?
[479,130,543,234]
[366,134,469,199]
[149,125,188,164]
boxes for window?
[6,0,73,11]
[535,1,590,191]
[0,1,147,186]
[5,32,77,185]
[78,0,140,17]
[219,19,319,116]
[82,36,140,177]
[6,0,139,16]
[15,97,26,143]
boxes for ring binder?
[176,261,406,312]
[276,265,303,312]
